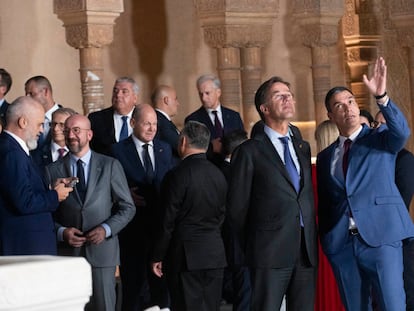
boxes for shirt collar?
[155,108,171,121]
[132,135,153,149]
[70,149,92,164]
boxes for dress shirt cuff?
[57,227,66,242]
[101,223,112,238]
[377,96,389,106]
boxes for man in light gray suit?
[46,114,136,311]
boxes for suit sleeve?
[379,99,410,153]
[226,144,254,261]
[0,149,58,215]
[106,158,136,235]
[152,169,183,262]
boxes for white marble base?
[0,255,92,311]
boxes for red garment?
[312,164,345,311]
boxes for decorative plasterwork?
[195,0,278,15]
[54,0,123,12]
[54,0,123,48]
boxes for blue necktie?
[279,136,300,192]
[143,144,154,183]
[279,136,303,226]
[119,116,129,141]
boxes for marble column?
[54,0,123,114]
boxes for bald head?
[151,85,179,118]
[64,114,93,157]
[6,96,45,150]
[131,104,157,143]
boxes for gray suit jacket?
[45,151,136,267]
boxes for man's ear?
[327,112,333,120]
[17,117,27,129]
[259,104,268,115]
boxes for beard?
[26,138,38,151]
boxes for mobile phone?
[66,177,79,187]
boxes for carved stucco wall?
[1,0,414,153]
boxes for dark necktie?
[58,148,66,159]
[119,116,129,141]
[212,110,223,138]
[76,159,87,202]
[142,144,154,183]
[342,139,352,179]
[279,137,300,193]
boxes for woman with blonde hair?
[313,120,344,311]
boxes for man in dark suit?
[112,103,173,311]
[227,76,317,311]
[151,84,180,159]
[0,96,72,256]
[375,110,414,310]
[32,107,76,168]
[317,57,414,310]
[89,77,138,155]
[46,114,136,311]
[0,68,12,126]
[25,76,61,143]
[151,120,227,311]
[185,74,244,164]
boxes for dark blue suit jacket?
[184,105,244,140]
[0,132,59,255]
[0,100,9,126]
[155,110,180,159]
[111,137,174,240]
[317,99,414,254]
[89,107,117,156]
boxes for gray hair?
[115,77,140,95]
[196,74,221,90]
[180,121,210,150]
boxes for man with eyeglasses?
[227,76,317,311]
[89,77,138,156]
[32,107,77,168]
[46,114,136,311]
[111,103,174,311]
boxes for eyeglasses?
[63,127,90,135]
[50,122,65,129]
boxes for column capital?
[54,0,123,48]
[194,0,278,48]
[293,0,344,48]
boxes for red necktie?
[342,139,352,178]
[58,148,66,159]
[212,110,223,138]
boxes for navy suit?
[185,106,244,165]
[395,148,414,310]
[185,106,244,140]
[0,132,59,255]
[89,107,117,156]
[0,100,9,126]
[111,136,174,310]
[155,110,180,160]
[31,140,53,168]
[317,99,414,310]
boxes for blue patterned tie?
[119,116,129,141]
[279,136,303,226]
[279,136,300,192]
